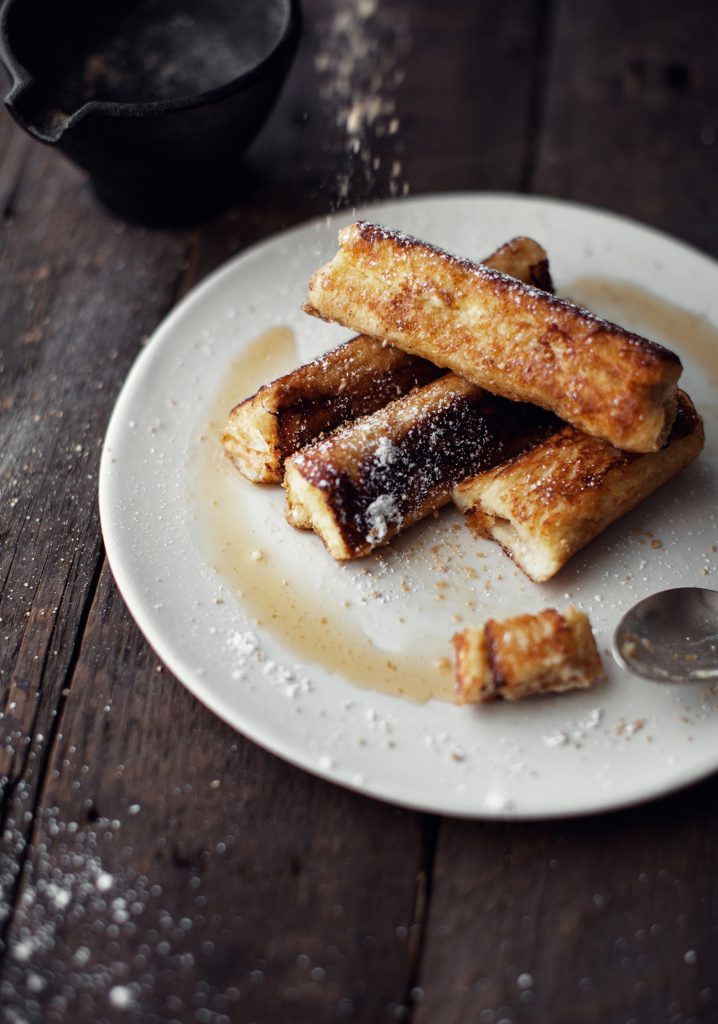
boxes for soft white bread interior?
[453,390,704,582]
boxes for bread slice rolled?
[453,390,704,582]
[453,606,602,704]
[223,337,441,482]
[283,375,558,559]
[304,221,682,453]
[224,236,554,482]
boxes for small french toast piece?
[453,606,602,704]
[453,390,704,583]
[304,222,682,452]
[283,375,558,559]
[224,237,554,482]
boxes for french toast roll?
[223,336,441,482]
[224,236,554,482]
[476,235,553,292]
[453,606,602,704]
[305,222,682,453]
[453,390,704,583]
[283,375,558,560]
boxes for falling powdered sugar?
[313,0,410,203]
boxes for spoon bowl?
[613,587,718,682]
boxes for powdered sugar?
[0,800,249,1022]
[366,493,401,544]
[313,1,410,204]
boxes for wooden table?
[2,2,718,1021]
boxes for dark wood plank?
[416,2,718,1021]
[0,131,189,945]
[415,783,718,1024]
[1,5,431,1019]
[533,0,718,255]
[396,1,549,196]
[0,0,552,1018]
[0,565,431,1023]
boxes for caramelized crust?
[453,390,704,582]
[225,237,555,482]
[222,337,440,482]
[305,222,682,452]
[453,606,602,704]
[478,235,553,292]
[283,375,558,560]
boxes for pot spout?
[5,81,72,144]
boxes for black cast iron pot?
[0,0,301,224]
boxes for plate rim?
[99,190,718,820]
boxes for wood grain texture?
[533,0,718,255]
[1,565,430,1023]
[415,780,718,1024]
[0,0,549,1016]
[416,1,718,1021]
[396,1,549,195]
[1,0,717,1021]
[0,1,456,1018]
[0,140,188,953]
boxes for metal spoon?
[613,587,718,682]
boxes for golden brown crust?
[453,390,704,582]
[452,627,492,704]
[305,222,682,452]
[283,375,558,560]
[225,236,555,482]
[222,336,440,482]
[453,606,603,704]
[477,235,553,292]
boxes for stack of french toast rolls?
[223,223,704,703]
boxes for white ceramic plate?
[99,193,718,819]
